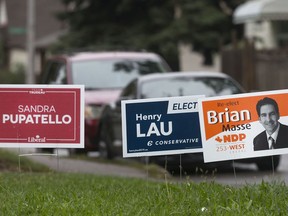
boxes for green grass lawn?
[0,149,51,173]
[0,173,287,215]
[0,149,287,215]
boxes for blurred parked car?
[99,71,280,171]
[40,51,171,152]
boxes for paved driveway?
[12,148,148,179]
[11,148,288,186]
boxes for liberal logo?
[28,135,46,143]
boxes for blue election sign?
[121,95,204,157]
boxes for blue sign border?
[122,96,204,157]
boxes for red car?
[40,51,171,152]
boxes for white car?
[99,71,280,172]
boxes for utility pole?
[26,0,36,84]
[0,0,8,69]
[174,0,184,71]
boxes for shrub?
[0,64,26,84]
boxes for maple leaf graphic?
[215,136,222,143]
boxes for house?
[0,0,221,82]
[221,0,288,91]
[0,0,66,78]
[233,0,288,49]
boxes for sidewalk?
[12,148,148,179]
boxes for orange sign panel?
[199,90,288,162]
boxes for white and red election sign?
[198,89,288,163]
[0,85,84,148]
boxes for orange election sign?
[198,89,288,163]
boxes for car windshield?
[140,76,244,98]
[72,59,168,89]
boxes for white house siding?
[10,49,41,74]
[178,43,221,72]
[245,21,277,49]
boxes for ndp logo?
[215,133,246,143]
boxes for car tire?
[256,155,281,171]
[99,123,115,159]
[99,139,115,160]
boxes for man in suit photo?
[253,97,288,151]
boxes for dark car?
[40,51,171,152]
[99,71,280,171]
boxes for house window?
[273,21,288,48]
